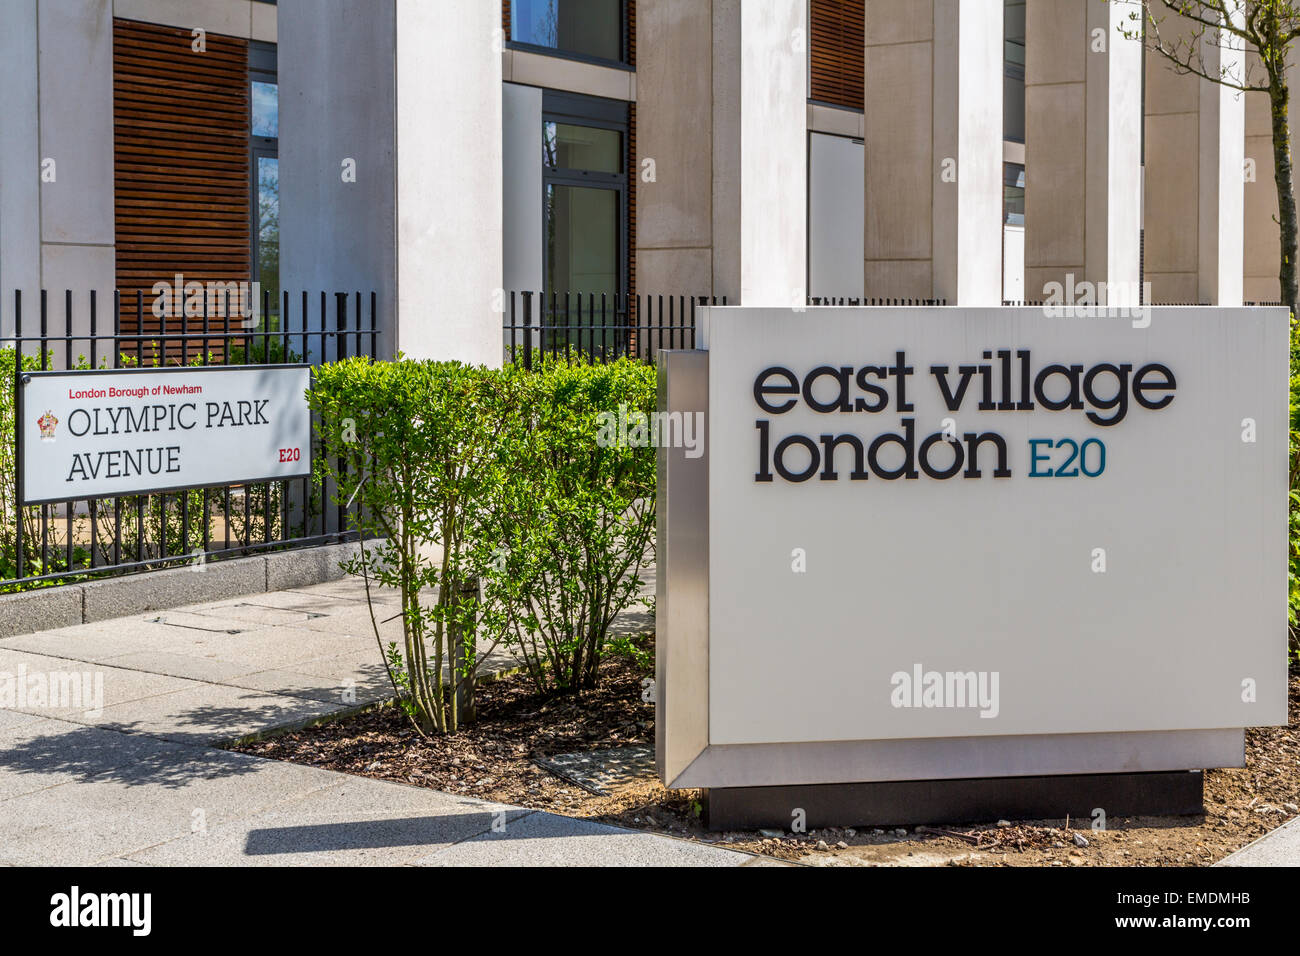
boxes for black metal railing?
[2,288,378,592]
[502,293,950,367]
[807,297,949,306]
[503,292,723,368]
[1003,300,1285,307]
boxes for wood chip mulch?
[230,653,1300,866]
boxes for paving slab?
[276,650,391,681]
[126,778,531,867]
[137,609,275,635]
[96,649,264,684]
[0,647,198,718]
[1217,815,1300,866]
[0,717,196,801]
[231,666,391,705]
[183,590,371,614]
[160,625,374,671]
[0,620,205,660]
[0,708,46,736]
[268,605,406,639]
[180,602,331,627]
[0,571,757,867]
[58,682,341,745]
[0,749,341,866]
[418,810,750,867]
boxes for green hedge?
[309,356,657,734]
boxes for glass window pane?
[1003,0,1025,142]
[544,122,621,173]
[513,0,622,62]
[1004,162,1025,226]
[546,183,618,302]
[252,80,278,138]
[257,156,280,307]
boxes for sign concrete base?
[705,770,1204,831]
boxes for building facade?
[0,0,1288,366]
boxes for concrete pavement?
[0,576,758,866]
[1216,815,1300,867]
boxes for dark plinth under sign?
[705,771,1204,831]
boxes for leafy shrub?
[310,357,506,734]
[311,355,658,728]
[476,357,657,694]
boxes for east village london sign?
[18,366,312,506]
[656,307,1290,792]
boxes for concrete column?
[280,0,502,365]
[1144,13,1245,305]
[636,0,806,305]
[863,0,1002,305]
[0,0,115,355]
[1198,28,1246,306]
[394,0,501,364]
[0,1,41,339]
[280,0,396,356]
[736,0,807,304]
[1025,0,1143,305]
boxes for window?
[1004,163,1025,226]
[1004,0,1026,143]
[545,122,622,174]
[512,0,626,65]
[250,42,278,320]
[546,185,619,299]
[541,92,628,337]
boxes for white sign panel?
[703,307,1288,746]
[19,365,312,505]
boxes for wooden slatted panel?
[113,19,250,343]
[810,0,864,111]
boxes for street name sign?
[18,365,312,505]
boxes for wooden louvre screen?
[810,0,865,111]
[113,18,251,347]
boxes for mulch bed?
[230,654,1300,866]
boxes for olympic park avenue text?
[61,400,272,484]
[752,350,1177,483]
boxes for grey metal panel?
[669,728,1245,789]
[656,350,711,785]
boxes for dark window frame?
[508,0,631,70]
[541,91,629,304]
[249,41,278,315]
